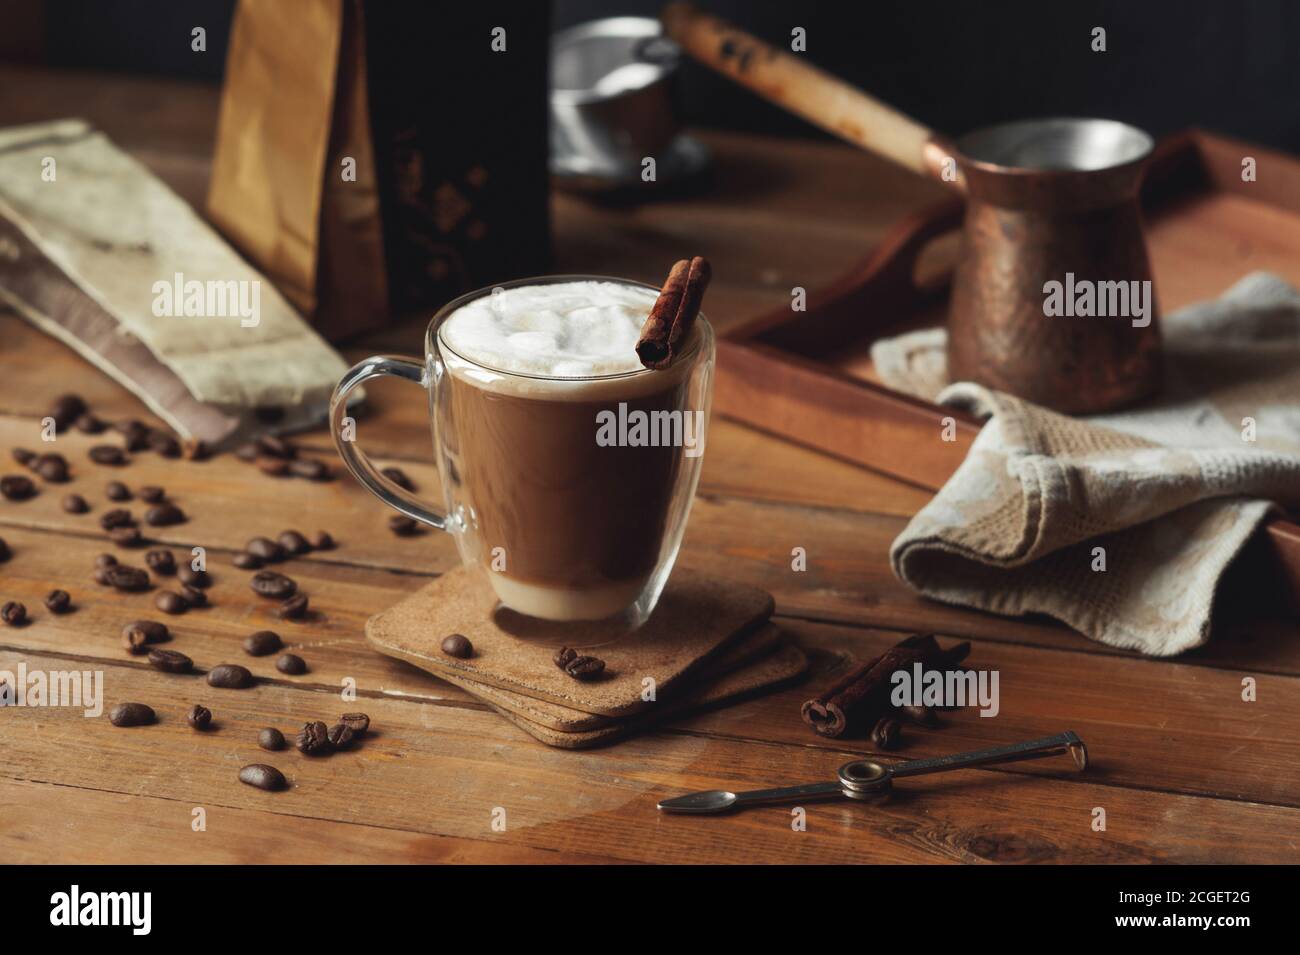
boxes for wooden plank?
[0,777,623,865]
[2,648,1295,864]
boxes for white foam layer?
[490,574,647,621]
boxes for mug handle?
[330,355,446,530]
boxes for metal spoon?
[657,731,1087,814]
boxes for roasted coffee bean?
[104,564,149,591]
[275,653,307,675]
[1,601,27,626]
[33,454,70,483]
[277,530,311,555]
[441,633,473,658]
[88,445,126,466]
[296,720,332,756]
[138,485,165,503]
[176,564,211,588]
[121,427,149,452]
[99,508,134,530]
[109,526,144,548]
[0,475,36,500]
[871,717,903,751]
[145,503,185,526]
[232,551,263,569]
[122,619,169,644]
[105,480,131,501]
[207,664,253,689]
[256,456,290,477]
[243,630,282,656]
[899,704,938,726]
[109,702,154,727]
[381,466,415,491]
[11,448,35,467]
[95,553,118,568]
[62,493,89,514]
[74,413,106,434]
[149,648,193,673]
[92,566,112,585]
[180,584,207,608]
[553,647,605,681]
[256,434,296,459]
[0,538,9,562]
[289,458,331,480]
[258,727,286,750]
[309,531,334,551]
[326,723,355,749]
[337,713,370,737]
[276,594,308,620]
[122,628,150,654]
[246,537,286,562]
[44,589,72,614]
[250,570,296,599]
[48,394,86,429]
[145,549,176,575]
[147,430,181,458]
[388,515,419,536]
[239,763,286,791]
[186,703,212,729]
[155,591,187,615]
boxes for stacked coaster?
[365,567,807,748]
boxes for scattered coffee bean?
[176,564,211,588]
[99,508,134,530]
[256,434,296,459]
[296,720,332,756]
[256,457,290,477]
[250,570,296,599]
[138,485,165,503]
[309,531,334,551]
[120,424,149,452]
[145,549,176,575]
[232,551,263,570]
[44,589,72,614]
[88,445,126,466]
[388,515,418,536]
[122,628,150,654]
[243,630,282,656]
[1,601,28,626]
[33,454,70,483]
[105,481,131,501]
[277,530,311,555]
[553,647,605,681]
[109,701,154,727]
[104,564,149,591]
[122,620,169,644]
[0,475,36,500]
[149,648,193,673]
[95,553,118,568]
[62,493,89,514]
[48,394,86,429]
[147,430,181,458]
[207,664,254,689]
[337,713,370,737]
[381,466,415,491]
[239,763,286,791]
[441,633,473,658]
[155,591,187,615]
[275,653,307,675]
[277,594,308,620]
[246,537,286,562]
[258,727,286,750]
[74,413,106,434]
[289,458,331,480]
[109,526,144,547]
[11,448,35,467]
[180,584,207,608]
[145,503,185,527]
[871,717,903,751]
[326,723,355,749]
[186,703,212,729]
[93,566,113,585]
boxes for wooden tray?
[714,129,1300,598]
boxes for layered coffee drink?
[434,279,709,622]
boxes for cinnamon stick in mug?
[637,256,712,369]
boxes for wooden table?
[1,67,1297,864]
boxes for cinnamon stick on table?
[637,256,712,369]
[801,633,970,739]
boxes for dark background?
[3,0,1299,151]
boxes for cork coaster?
[441,622,786,732]
[365,566,774,717]
[484,641,809,749]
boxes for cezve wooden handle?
[662,1,942,178]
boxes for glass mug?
[330,275,715,632]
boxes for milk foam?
[440,281,657,378]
